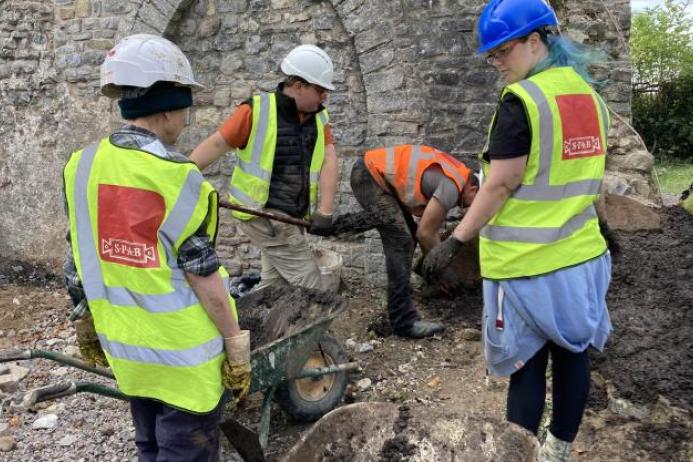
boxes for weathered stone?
[74,0,91,18]
[198,16,220,38]
[0,436,15,452]
[32,414,58,430]
[604,193,661,232]
[0,364,30,393]
[87,38,113,50]
[58,7,75,20]
[363,68,404,94]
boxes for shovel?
[219,417,266,462]
[219,200,311,228]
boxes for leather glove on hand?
[422,236,465,283]
[308,211,333,237]
[74,313,108,367]
[222,330,252,403]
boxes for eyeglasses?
[308,83,328,97]
[485,40,521,65]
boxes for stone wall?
[0,0,650,285]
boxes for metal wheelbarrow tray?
[1,286,359,462]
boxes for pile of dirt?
[236,286,346,350]
[592,206,693,412]
[0,259,59,288]
[282,403,538,462]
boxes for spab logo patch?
[556,94,605,160]
[98,184,165,268]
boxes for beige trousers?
[236,212,324,290]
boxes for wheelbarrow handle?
[219,200,311,228]
[0,349,114,379]
[21,381,127,408]
[0,349,31,362]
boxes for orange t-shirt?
[218,103,334,149]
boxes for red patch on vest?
[556,94,605,159]
[97,185,164,268]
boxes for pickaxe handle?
[219,200,311,228]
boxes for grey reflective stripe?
[480,205,597,243]
[317,111,328,125]
[510,80,603,200]
[99,334,223,367]
[404,145,434,204]
[513,179,602,200]
[309,171,320,183]
[72,142,221,313]
[439,162,465,188]
[159,170,204,270]
[228,184,263,208]
[516,80,553,186]
[238,93,272,182]
[385,147,395,185]
[74,143,106,302]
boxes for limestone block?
[218,0,249,13]
[194,107,221,126]
[74,0,91,18]
[363,68,404,94]
[198,16,220,38]
[213,87,231,107]
[58,7,75,20]
[87,38,113,50]
[604,193,661,232]
[0,364,30,393]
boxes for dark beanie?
[118,81,193,120]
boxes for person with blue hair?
[423,0,613,460]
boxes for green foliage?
[631,0,693,161]
[633,74,693,160]
[631,0,693,87]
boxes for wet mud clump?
[592,206,693,412]
[379,405,417,462]
[236,286,345,350]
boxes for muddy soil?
[593,206,693,412]
[235,286,345,350]
[0,206,690,462]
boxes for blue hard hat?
[476,0,559,53]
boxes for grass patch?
[654,158,693,195]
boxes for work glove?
[422,236,465,283]
[73,313,108,367]
[308,211,333,237]
[222,330,252,404]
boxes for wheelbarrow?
[1,286,359,462]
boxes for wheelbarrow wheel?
[275,334,348,423]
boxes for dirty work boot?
[538,432,573,462]
[396,320,445,339]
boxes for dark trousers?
[129,397,223,462]
[350,159,420,332]
[506,343,590,442]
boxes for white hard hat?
[280,44,335,91]
[100,34,204,98]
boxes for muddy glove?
[308,211,333,237]
[422,236,465,283]
[73,313,108,367]
[222,330,252,403]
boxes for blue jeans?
[129,397,223,462]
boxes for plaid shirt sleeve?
[63,233,86,307]
[177,230,220,277]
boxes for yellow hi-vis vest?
[479,67,610,279]
[227,92,328,220]
[64,138,237,413]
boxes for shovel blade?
[219,417,266,462]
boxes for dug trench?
[0,206,690,461]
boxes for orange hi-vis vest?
[364,144,471,216]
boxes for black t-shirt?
[483,93,531,161]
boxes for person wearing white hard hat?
[63,33,250,462]
[191,44,339,291]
